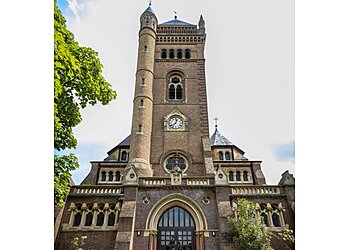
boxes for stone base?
[127,158,153,177]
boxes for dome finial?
[149,0,152,6]
[174,11,177,20]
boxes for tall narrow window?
[121,151,127,161]
[236,171,241,181]
[176,85,183,99]
[85,212,93,226]
[115,171,121,181]
[146,19,149,27]
[218,151,223,160]
[161,49,167,59]
[108,171,113,181]
[169,85,176,99]
[272,213,281,227]
[243,171,248,181]
[225,152,231,160]
[138,125,143,133]
[229,171,234,181]
[108,212,116,226]
[185,49,191,59]
[141,78,145,86]
[140,99,144,107]
[177,49,183,59]
[73,212,82,227]
[101,171,106,181]
[96,212,104,226]
[169,49,175,59]
[144,46,148,52]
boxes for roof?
[159,17,194,26]
[143,4,155,15]
[116,135,131,147]
[210,128,234,146]
[107,135,131,155]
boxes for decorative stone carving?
[215,167,227,185]
[218,201,233,217]
[170,155,183,185]
[202,196,210,204]
[143,196,150,204]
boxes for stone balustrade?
[231,186,281,196]
[71,186,122,196]
[187,178,210,186]
[143,179,166,186]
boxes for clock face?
[169,117,183,129]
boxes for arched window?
[177,49,183,59]
[229,171,234,181]
[108,171,113,181]
[101,171,106,181]
[96,212,104,226]
[146,19,149,27]
[243,171,248,181]
[236,171,241,181]
[176,85,183,99]
[261,212,269,226]
[85,212,93,226]
[169,49,175,59]
[121,151,127,161]
[169,84,176,99]
[218,151,223,160]
[73,212,82,227]
[225,151,230,160]
[272,213,281,227]
[161,49,167,59]
[168,76,183,100]
[115,171,121,182]
[108,212,116,226]
[165,153,187,172]
[185,49,191,59]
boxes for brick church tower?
[55,3,295,250]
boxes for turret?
[198,14,205,34]
[127,3,157,177]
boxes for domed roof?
[160,17,194,26]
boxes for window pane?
[176,86,183,99]
[96,212,104,226]
[174,207,179,226]
[272,213,281,227]
[73,212,81,226]
[169,208,173,227]
[108,212,115,226]
[85,212,93,226]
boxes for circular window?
[164,153,188,173]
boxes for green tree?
[228,198,273,250]
[54,1,117,206]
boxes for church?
[55,3,295,250]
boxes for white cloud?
[60,0,294,185]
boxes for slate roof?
[143,4,155,15]
[210,128,234,146]
[160,18,194,26]
[117,135,131,147]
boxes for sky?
[56,0,295,185]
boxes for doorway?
[157,206,196,250]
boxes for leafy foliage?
[72,236,87,250]
[228,199,273,250]
[277,228,295,250]
[54,1,116,206]
[54,154,79,206]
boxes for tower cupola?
[140,3,158,30]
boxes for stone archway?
[145,193,208,250]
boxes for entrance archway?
[157,206,195,250]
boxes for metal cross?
[214,117,219,128]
